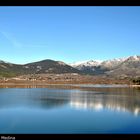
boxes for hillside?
[23,59,81,74]
[0,59,81,78]
[70,55,140,78]
[0,55,139,80]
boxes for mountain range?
[70,55,140,78]
[0,55,140,78]
[0,59,81,77]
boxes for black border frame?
[0,1,140,140]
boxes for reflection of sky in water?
[69,89,140,116]
[0,88,140,115]
[0,87,140,133]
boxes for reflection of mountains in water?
[0,89,70,110]
[70,91,140,116]
[0,88,140,116]
[33,88,140,116]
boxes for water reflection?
[0,87,140,116]
[70,93,140,116]
[0,88,70,109]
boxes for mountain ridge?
[0,55,139,78]
[70,55,140,77]
[0,59,81,77]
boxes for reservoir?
[0,85,140,134]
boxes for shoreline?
[129,85,140,87]
[0,82,139,88]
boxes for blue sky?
[0,6,140,64]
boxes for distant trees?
[132,77,140,85]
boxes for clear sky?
[0,6,140,64]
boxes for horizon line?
[0,54,139,65]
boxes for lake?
[0,85,140,134]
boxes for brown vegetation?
[0,73,132,85]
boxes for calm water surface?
[0,85,140,134]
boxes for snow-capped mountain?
[99,57,128,69]
[70,60,103,74]
[70,60,102,71]
[124,55,140,62]
[105,55,140,77]
[70,55,140,76]
[70,57,127,71]
[70,60,102,67]
[0,55,139,78]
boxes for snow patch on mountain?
[70,55,140,72]
[57,61,66,65]
[100,57,128,68]
[125,55,140,61]
[70,60,103,67]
